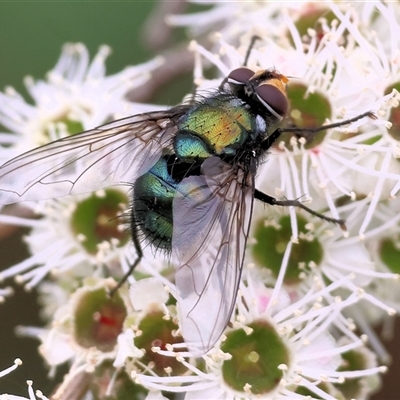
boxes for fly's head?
[226,67,289,123]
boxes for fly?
[0,39,374,355]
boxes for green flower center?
[379,235,400,274]
[221,320,289,395]
[252,214,323,285]
[335,348,375,399]
[280,83,332,149]
[134,310,186,376]
[71,189,130,254]
[74,287,127,352]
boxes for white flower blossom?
[0,44,164,292]
[129,268,384,399]
[0,189,132,291]
[0,43,162,156]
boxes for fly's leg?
[261,111,376,151]
[280,111,376,142]
[109,217,143,296]
[260,128,284,150]
[254,189,346,230]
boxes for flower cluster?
[1,1,400,399]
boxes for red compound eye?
[227,67,255,84]
[255,84,288,117]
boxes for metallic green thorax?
[175,97,256,161]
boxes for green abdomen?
[133,156,175,250]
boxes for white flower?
[0,43,162,156]
[129,268,384,399]
[248,199,398,292]
[16,278,131,373]
[0,189,132,291]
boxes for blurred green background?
[0,2,157,99]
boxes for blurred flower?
[0,43,162,156]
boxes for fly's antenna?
[243,35,261,66]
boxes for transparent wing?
[0,109,187,204]
[172,157,255,355]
